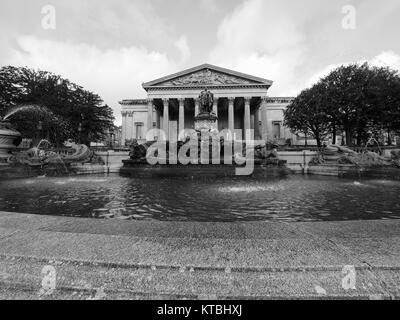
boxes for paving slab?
[0,229,363,269]
[0,256,397,300]
[293,219,400,239]
[0,212,399,299]
[39,219,308,240]
[0,212,68,231]
[332,237,400,267]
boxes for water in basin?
[0,174,399,222]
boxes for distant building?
[91,125,123,148]
[120,64,314,146]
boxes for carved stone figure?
[129,139,148,161]
[199,88,214,114]
[163,70,253,87]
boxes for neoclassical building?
[120,64,304,145]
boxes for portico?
[148,96,265,141]
[120,64,299,145]
[143,64,273,142]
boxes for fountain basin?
[1,174,400,222]
[0,128,21,163]
[308,163,400,180]
[121,159,290,178]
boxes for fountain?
[121,88,289,178]
[0,117,22,164]
[308,139,400,179]
[0,105,104,178]
[0,104,53,164]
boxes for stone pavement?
[0,211,399,299]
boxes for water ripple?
[0,175,399,222]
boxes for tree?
[0,66,114,146]
[284,83,331,148]
[367,67,400,144]
[285,63,400,147]
[322,63,400,146]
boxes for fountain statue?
[0,104,52,163]
[194,88,218,133]
[311,144,392,166]
[0,116,22,163]
[125,88,286,177]
[7,139,100,168]
[0,105,105,178]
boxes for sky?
[1,0,400,125]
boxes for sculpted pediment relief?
[155,69,257,87]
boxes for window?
[135,122,144,139]
[272,121,281,139]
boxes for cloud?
[209,0,310,96]
[306,51,400,88]
[7,35,179,125]
[2,0,400,125]
[174,35,191,63]
[201,0,218,14]
[209,0,400,97]
[370,51,400,70]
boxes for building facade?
[120,64,306,146]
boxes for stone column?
[156,107,161,129]
[163,99,169,141]
[244,97,251,141]
[178,98,185,140]
[122,111,127,145]
[254,105,260,141]
[195,98,200,116]
[228,97,235,140]
[130,112,135,140]
[213,98,218,129]
[261,96,268,141]
[147,99,154,139]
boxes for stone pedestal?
[0,127,21,162]
[194,112,218,133]
[194,112,219,164]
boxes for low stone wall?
[69,164,113,175]
[94,150,130,173]
[77,150,320,176]
[307,164,359,177]
[308,164,400,180]
[277,151,318,173]
[121,160,291,179]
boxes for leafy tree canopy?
[284,63,400,147]
[0,66,114,146]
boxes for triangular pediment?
[143,64,273,88]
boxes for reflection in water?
[217,185,285,193]
[0,174,399,222]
